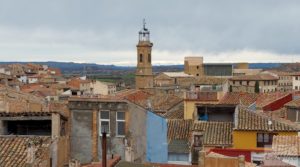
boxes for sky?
[0,0,300,66]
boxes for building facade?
[68,96,168,164]
[184,57,204,77]
[229,74,279,93]
[291,73,300,90]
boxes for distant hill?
[0,61,284,74]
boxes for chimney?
[198,151,205,167]
[238,155,245,167]
[102,131,107,167]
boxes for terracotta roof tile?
[125,90,183,113]
[256,92,291,108]
[0,136,51,167]
[167,120,233,147]
[236,106,300,131]
[219,92,259,106]
[230,74,279,81]
[195,77,228,85]
[163,103,184,119]
[285,98,300,108]
[272,136,300,157]
[193,121,233,146]
[167,119,193,142]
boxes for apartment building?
[229,74,279,93]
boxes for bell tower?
[135,20,154,89]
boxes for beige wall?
[184,57,203,77]
[230,80,278,93]
[136,75,154,89]
[91,81,116,95]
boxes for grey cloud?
[0,0,300,63]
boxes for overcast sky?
[0,0,300,65]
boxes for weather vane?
[143,19,146,30]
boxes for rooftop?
[125,90,183,113]
[218,92,259,106]
[167,119,233,147]
[193,121,233,146]
[230,74,279,81]
[235,106,299,132]
[272,136,300,157]
[256,92,291,108]
[163,72,194,78]
[195,76,228,85]
[0,136,51,167]
[284,98,300,108]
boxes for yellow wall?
[184,100,196,120]
[233,131,298,150]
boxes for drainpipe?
[102,131,107,167]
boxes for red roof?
[219,92,259,106]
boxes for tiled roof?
[272,136,300,157]
[163,103,184,119]
[163,72,194,78]
[168,139,189,153]
[230,74,278,81]
[0,136,51,167]
[265,107,287,119]
[195,77,227,85]
[0,85,67,117]
[262,154,295,167]
[125,90,183,113]
[219,92,258,106]
[167,119,193,142]
[256,92,291,108]
[235,106,300,132]
[263,70,292,76]
[167,120,233,147]
[0,86,46,113]
[193,121,233,146]
[285,98,300,108]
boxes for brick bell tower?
[135,20,154,89]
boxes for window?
[296,86,298,90]
[100,111,110,135]
[168,153,189,162]
[148,54,151,63]
[139,54,143,63]
[257,133,277,148]
[196,66,199,69]
[296,77,299,80]
[193,135,203,147]
[116,112,125,136]
[239,81,242,85]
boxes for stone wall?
[69,101,146,164]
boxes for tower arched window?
[148,54,151,63]
[139,54,143,63]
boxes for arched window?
[139,54,143,63]
[148,54,151,63]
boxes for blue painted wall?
[146,111,168,163]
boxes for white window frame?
[99,110,110,136]
[116,111,125,137]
